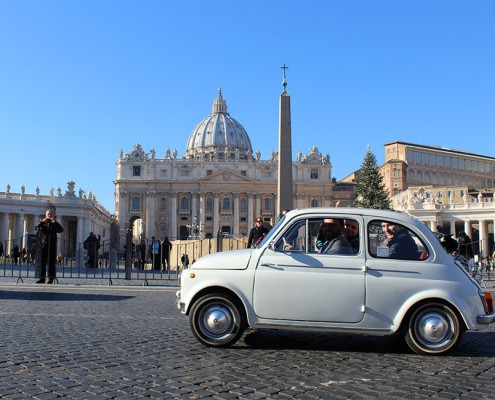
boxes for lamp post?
[187,216,204,240]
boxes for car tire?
[404,302,464,355]
[189,293,245,347]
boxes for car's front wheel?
[404,302,464,355]
[189,293,245,347]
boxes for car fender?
[182,269,255,319]
[391,288,482,332]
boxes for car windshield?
[256,214,286,248]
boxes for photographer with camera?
[35,209,63,284]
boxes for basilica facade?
[114,90,356,245]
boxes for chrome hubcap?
[415,311,452,346]
[201,305,234,338]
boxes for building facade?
[0,181,113,259]
[391,185,495,258]
[380,141,495,196]
[378,141,495,257]
[114,90,356,245]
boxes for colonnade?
[424,218,495,259]
[0,211,109,258]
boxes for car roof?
[285,207,421,225]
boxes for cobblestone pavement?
[1,283,495,399]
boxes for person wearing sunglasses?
[247,218,269,248]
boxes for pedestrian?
[161,236,172,270]
[247,217,269,248]
[181,253,190,269]
[83,232,101,268]
[13,244,20,265]
[35,209,64,284]
[139,240,146,269]
[150,236,161,270]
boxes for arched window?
[311,199,318,207]
[132,196,140,211]
[206,198,213,212]
[180,196,190,210]
[222,197,231,210]
[264,197,273,211]
[240,198,247,212]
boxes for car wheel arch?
[399,298,467,332]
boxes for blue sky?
[1,1,494,211]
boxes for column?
[247,193,254,229]
[213,193,220,235]
[449,219,456,236]
[145,193,156,239]
[76,216,86,268]
[199,193,206,237]
[464,221,472,239]
[169,194,177,240]
[429,220,436,232]
[192,193,198,220]
[233,193,239,236]
[16,213,25,247]
[0,212,9,244]
[255,194,261,219]
[479,220,488,259]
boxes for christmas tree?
[355,146,391,210]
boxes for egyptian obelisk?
[277,64,294,215]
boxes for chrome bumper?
[477,312,495,324]
[175,289,185,313]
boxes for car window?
[368,220,428,260]
[274,217,360,256]
[275,219,306,251]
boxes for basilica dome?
[185,89,253,160]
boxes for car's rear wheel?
[404,302,464,355]
[189,293,245,347]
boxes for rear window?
[368,220,428,260]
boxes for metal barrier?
[0,234,249,285]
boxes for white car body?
[177,208,494,354]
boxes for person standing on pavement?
[35,208,64,284]
[150,236,161,270]
[84,232,101,268]
[139,239,146,269]
[247,217,269,248]
[161,236,172,270]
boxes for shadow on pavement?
[0,290,135,302]
[241,329,495,357]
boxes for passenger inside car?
[318,219,354,255]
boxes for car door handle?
[260,263,284,270]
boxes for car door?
[253,216,366,323]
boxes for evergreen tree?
[355,146,391,209]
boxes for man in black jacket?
[36,209,64,284]
[247,217,269,248]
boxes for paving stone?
[1,283,495,398]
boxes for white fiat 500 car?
[177,208,494,355]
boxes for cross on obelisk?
[277,64,294,215]
[281,64,288,93]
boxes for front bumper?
[176,289,185,313]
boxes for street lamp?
[187,216,204,240]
